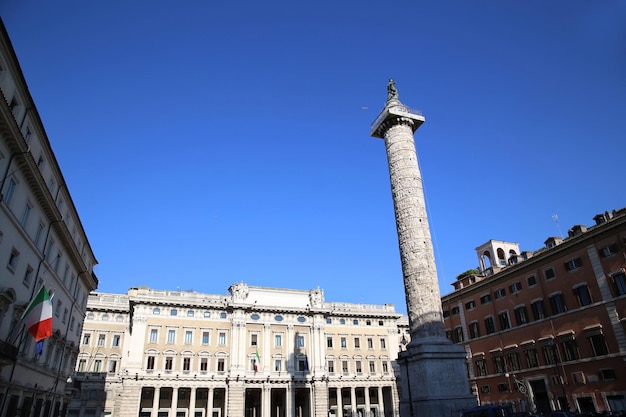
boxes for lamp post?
[546,339,569,411]
[400,335,414,417]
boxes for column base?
[398,343,477,417]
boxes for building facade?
[0,19,99,417]
[68,284,405,417]
[442,208,626,415]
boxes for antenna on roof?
[552,211,563,238]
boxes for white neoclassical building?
[67,284,409,417]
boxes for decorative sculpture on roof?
[309,287,324,308]
[229,282,249,302]
[387,78,399,101]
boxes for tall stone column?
[370,79,476,417]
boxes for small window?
[442,310,450,318]
[326,336,333,348]
[509,282,522,294]
[544,268,556,280]
[202,331,210,345]
[297,316,306,323]
[204,311,211,318]
[378,320,384,326]
[494,288,506,299]
[274,315,283,321]
[527,275,537,287]
[218,332,226,346]
[480,294,491,304]
[353,319,359,325]
[599,368,616,380]
[574,285,592,306]
[153,308,160,315]
[354,337,361,349]
[339,319,346,325]
[484,316,495,334]
[220,312,227,319]
[599,244,618,258]
[611,272,626,296]
[296,334,305,348]
[565,258,583,271]
[451,306,460,315]
[465,300,475,310]
[549,293,567,314]
[170,309,178,316]
[251,313,260,320]
[251,334,258,346]
[326,318,332,324]
[275,334,282,347]
[187,310,194,317]
[340,337,347,348]
[7,248,19,271]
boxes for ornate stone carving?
[309,287,324,307]
[229,282,249,302]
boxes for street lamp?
[401,335,414,417]
[546,339,569,411]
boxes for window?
[565,258,582,271]
[561,339,579,361]
[340,337,347,348]
[170,309,178,316]
[275,359,282,372]
[202,331,209,345]
[251,334,258,347]
[83,333,91,345]
[204,311,211,318]
[339,319,345,325]
[484,316,495,334]
[149,329,158,343]
[326,318,332,324]
[78,359,87,372]
[480,294,491,304]
[187,310,194,317]
[367,338,373,349]
[296,335,305,348]
[469,322,480,339]
[34,222,44,247]
[588,333,609,356]
[217,358,225,372]
[218,332,226,346]
[509,282,522,294]
[494,288,506,299]
[220,312,227,319]
[353,319,358,325]
[112,335,121,347]
[369,360,376,373]
[326,336,333,348]
[451,306,460,315]
[251,313,259,320]
[366,320,372,326]
[342,360,349,374]
[97,334,106,347]
[167,330,176,344]
[355,360,362,373]
[153,308,160,315]
[506,352,520,371]
[492,354,504,373]
[465,300,475,310]
[574,285,592,306]
[599,244,618,257]
[200,358,208,371]
[23,265,33,286]
[165,357,173,370]
[184,330,193,345]
[475,358,487,376]
[4,178,16,204]
[544,267,556,280]
[21,203,32,227]
[498,311,511,331]
[599,369,616,380]
[549,293,567,314]
[524,348,539,368]
[449,326,462,342]
[514,306,528,326]
[612,272,626,296]
[527,275,537,287]
[443,310,450,318]
[183,357,191,371]
[93,360,102,372]
[380,338,386,349]
[382,361,389,373]
[498,383,509,393]
[108,360,117,373]
[297,358,307,371]
[531,300,547,320]
[7,248,19,271]
[354,337,360,349]
[542,344,557,365]
[327,360,334,373]
[275,334,282,347]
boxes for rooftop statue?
[387,78,398,101]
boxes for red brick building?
[442,208,626,415]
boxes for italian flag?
[254,348,261,371]
[21,286,53,342]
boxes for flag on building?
[254,348,261,371]
[21,286,53,342]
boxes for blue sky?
[2,2,625,314]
